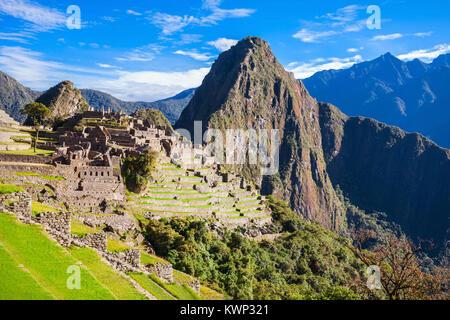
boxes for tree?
[349,229,448,300]
[20,102,51,153]
[121,149,157,193]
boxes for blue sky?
[0,0,449,101]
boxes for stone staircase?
[137,162,272,227]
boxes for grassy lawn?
[150,274,200,300]
[31,201,60,216]
[107,238,131,252]
[129,273,175,300]
[71,220,98,236]
[0,147,55,156]
[69,247,147,300]
[0,246,54,300]
[16,171,65,181]
[199,286,225,300]
[0,213,115,300]
[140,251,169,266]
[0,184,24,194]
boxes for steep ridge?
[319,102,450,249]
[303,53,450,148]
[175,36,450,250]
[175,37,344,230]
[0,71,40,123]
[32,80,90,123]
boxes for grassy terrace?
[129,273,175,300]
[0,147,55,156]
[0,184,24,194]
[16,171,65,181]
[69,247,147,300]
[31,201,60,216]
[107,238,131,253]
[137,202,212,209]
[0,213,115,299]
[149,274,199,300]
[139,196,212,202]
[71,220,98,237]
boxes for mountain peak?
[34,80,90,122]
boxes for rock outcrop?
[33,80,90,122]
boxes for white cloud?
[151,1,254,35]
[97,63,116,69]
[293,29,338,43]
[173,50,215,61]
[397,44,450,63]
[286,55,363,79]
[0,31,34,43]
[347,47,363,53]
[414,31,432,37]
[93,68,210,101]
[0,45,209,102]
[115,44,164,62]
[152,13,198,35]
[293,5,367,43]
[177,34,203,44]
[371,33,403,41]
[0,46,113,90]
[207,38,238,51]
[126,10,142,16]
[0,0,66,31]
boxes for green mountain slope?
[0,71,40,123]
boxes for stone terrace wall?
[146,262,174,283]
[0,192,32,223]
[39,211,72,247]
[0,153,55,164]
[72,232,107,252]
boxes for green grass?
[0,245,54,300]
[0,213,115,300]
[31,201,60,216]
[139,196,212,202]
[137,202,212,209]
[199,286,225,300]
[129,273,175,300]
[173,269,195,282]
[16,171,65,181]
[140,251,169,266]
[149,274,200,300]
[0,184,24,194]
[69,247,147,300]
[0,147,55,156]
[107,238,131,253]
[71,220,97,236]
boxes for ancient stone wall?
[39,211,72,247]
[0,192,32,223]
[72,232,107,252]
[146,262,174,283]
[0,153,55,164]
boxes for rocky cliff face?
[319,102,450,248]
[175,37,344,230]
[34,80,90,122]
[0,71,40,123]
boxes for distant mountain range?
[0,71,40,123]
[303,52,450,148]
[80,88,195,124]
[0,70,195,125]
